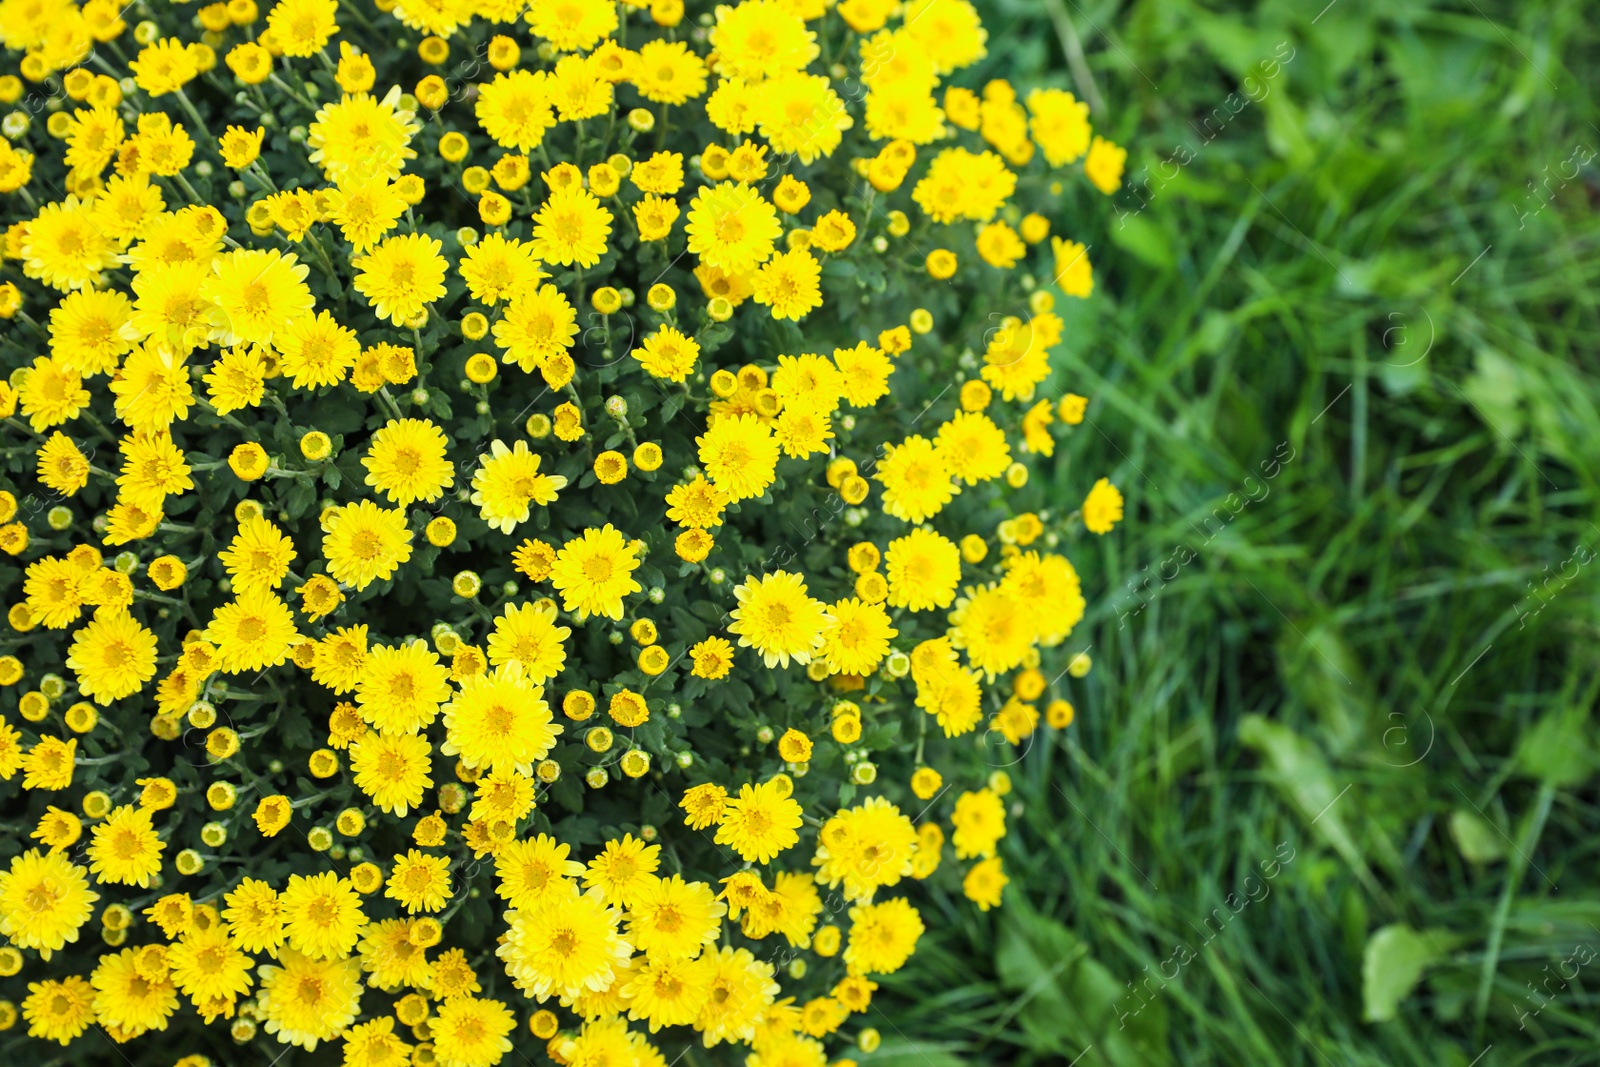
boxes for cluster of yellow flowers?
[0,0,1127,1061]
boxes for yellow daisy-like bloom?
[902,0,987,72]
[753,247,824,320]
[219,514,296,595]
[392,0,475,36]
[583,833,661,909]
[680,782,729,829]
[548,52,614,120]
[358,918,433,991]
[631,325,700,382]
[470,768,537,825]
[912,147,1016,224]
[710,0,817,82]
[843,897,924,976]
[492,283,578,371]
[431,996,516,1067]
[664,475,728,529]
[201,248,314,350]
[166,922,255,1006]
[1051,236,1094,298]
[17,355,89,432]
[685,181,780,274]
[818,597,898,676]
[633,39,707,104]
[130,37,198,96]
[111,347,195,438]
[341,1017,413,1067]
[90,945,180,1035]
[20,737,76,792]
[1001,550,1085,645]
[130,261,211,353]
[951,787,1007,859]
[275,309,360,390]
[548,524,642,621]
[353,232,448,325]
[65,608,158,705]
[88,804,165,887]
[626,873,726,961]
[386,850,452,914]
[697,413,779,503]
[532,185,612,269]
[728,570,830,669]
[279,870,368,960]
[696,945,780,1047]
[980,313,1056,402]
[322,499,414,590]
[266,0,340,56]
[23,555,87,630]
[356,641,451,736]
[715,780,804,863]
[0,849,98,959]
[688,636,736,681]
[363,417,454,507]
[460,232,546,306]
[876,435,957,524]
[441,662,561,775]
[812,797,918,903]
[1026,87,1091,167]
[774,400,834,459]
[22,975,96,1045]
[493,834,584,909]
[90,173,164,247]
[48,287,136,376]
[115,430,193,512]
[936,410,1012,485]
[526,0,617,51]
[470,438,568,533]
[22,195,114,292]
[256,951,363,1051]
[222,878,285,955]
[963,856,1008,912]
[322,176,407,254]
[624,953,715,1031]
[203,345,268,414]
[349,730,434,816]
[755,72,853,164]
[486,600,570,681]
[498,886,632,1001]
[833,341,893,407]
[1082,476,1124,534]
[976,219,1027,268]
[948,583,1033,679]
[884,527,962,611]
[218,124,265,169]
[475,69,556,151]
[308,87,420,183]
[206,587,299,674]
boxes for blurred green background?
[871,0,1600,1063]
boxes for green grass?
[871,1,1600,1063]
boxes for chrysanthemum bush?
[0,0,1129,1060]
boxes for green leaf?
[1460,347,1525,441]
[1361,924,1460,1022]
[1447,809,1507,864]
[1237,715,1365,872]
[1109,212,1175,271]
[996,904,1171,1065]
[861,1042,968,1067]
[1514,705,1596,787]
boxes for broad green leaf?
[1362,924,1460,1022]
[1514,706,1595,787]
[1447,809,1506,864]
